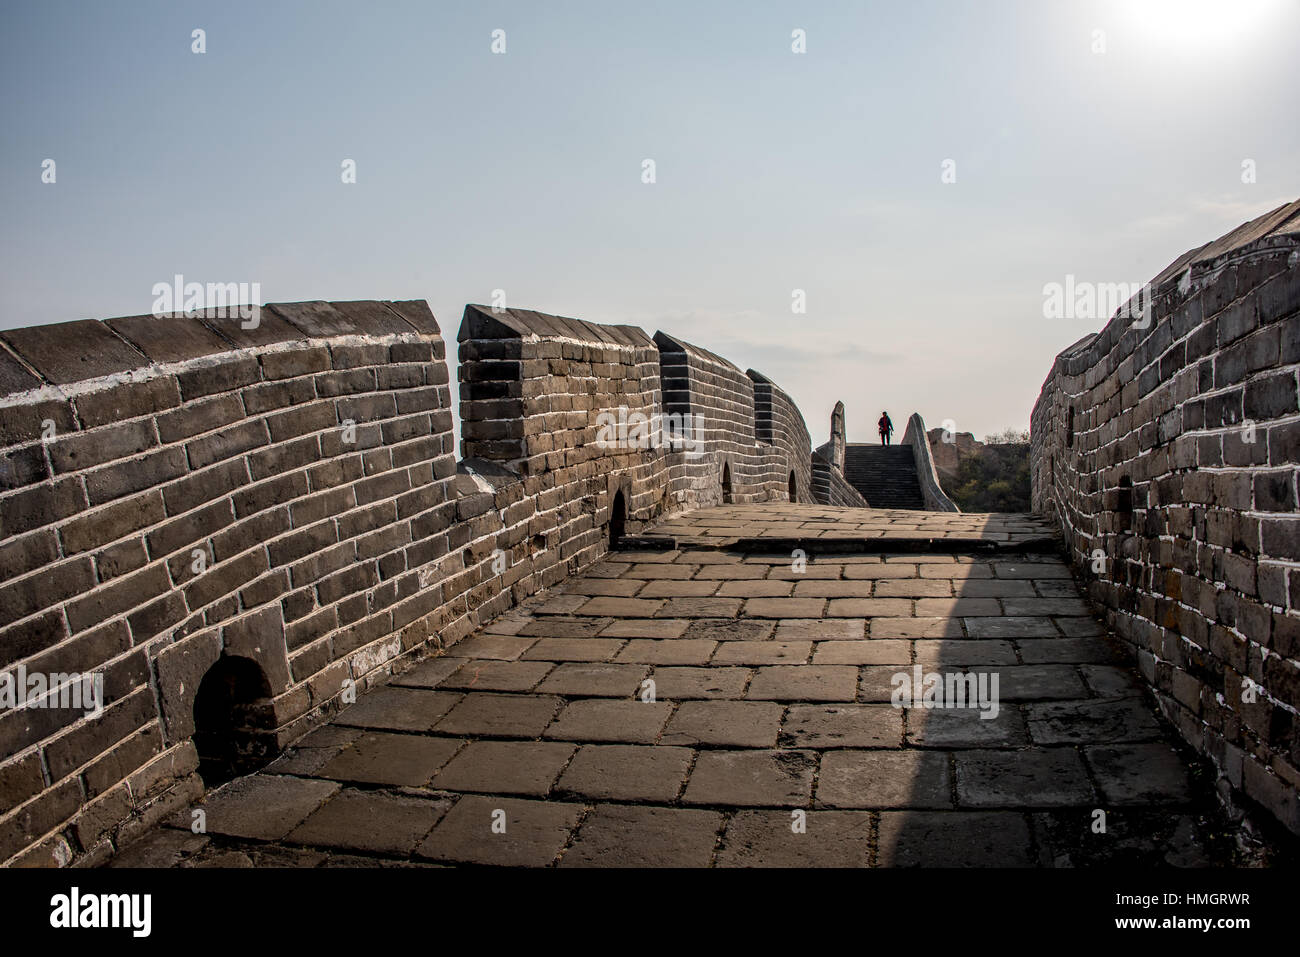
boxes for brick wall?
[811,401,869,508]
[0,298,815,866]
[902,413,960,512]
[1031,200,1300,836]
[654,332,806,507]
[811,450,871,508]
[0,300,457,865]
[457,303,673,557]
[749,370,812,504]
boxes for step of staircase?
[843,443,926,509]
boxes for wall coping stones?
[202,307,304,349]
[653,330,742,374]
[1038,200,1300,395]
[327,301,425,337]
[0,300,437,400]
[383,300,441,336]
[0,342,42,395]
[105,313,239,364]
[458,304,653,349]
[1,319,148,385]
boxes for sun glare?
[1119,0,1287,53]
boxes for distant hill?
[927,428,1031,513]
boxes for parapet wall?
[902,413,960,512]
[811,449,870,508]
[1031,200,1300,836]
[747,370,812,505]
[653,333,808,507]
[0,299,814,866]
[0,300,457,866]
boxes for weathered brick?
[185,419,269,469]
[0,557,95,629]
[155,393,245,443]
[176,356,261,400]
[84,447,188,505]
[48,419,157,474]
[1,478,87,536]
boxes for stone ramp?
[111,505,1255,867]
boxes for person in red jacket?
[878,411,894,446]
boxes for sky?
[2,0,1297,444]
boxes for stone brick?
[192,774,340,841]
[662,700,784,748]
[955,749,1095,806]
[683,749,817,807]
[818,750,951,808]
[555,744,693,802]
[543,699,671,743]
[717,809,872,867]
[432,740,576,796]
[287,789,453,855]
[416,795,581,866]
[876,810,1035,866]
[780,704,903,748]
[315,732,462,787]
[2,319,145,383]
[561,804,722,867]
[333,687,460,732]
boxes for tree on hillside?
[985,427,1030,445]
[947,442,1031,512]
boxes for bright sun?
[1119,0,1286,52]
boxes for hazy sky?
[2,0,1297,443]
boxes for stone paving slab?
[560,804,723,867]
[315,732,462,787]
[555,745,694,802]
[415,796,583,867]
[716,810,873,867]
[286,790,454,856]
[130,504,1253,867]
[644,503,1057,548]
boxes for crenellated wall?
[747,370,812,505]
[0,299,816,866]
[1031,200,1300,836]
[0,300,460,866]
[651,332,809,507]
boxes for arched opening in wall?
[608,489,626,550]
[192,655,277,787]
[721,463,733,504]
[1116,476,1134,533]
[1066,406,1075,448]
[788,471,797,503]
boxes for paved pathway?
[115,505,1243,867]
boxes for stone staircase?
[843,443,925,509]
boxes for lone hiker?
[878,411,894,446]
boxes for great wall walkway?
[108,503,1252,868]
